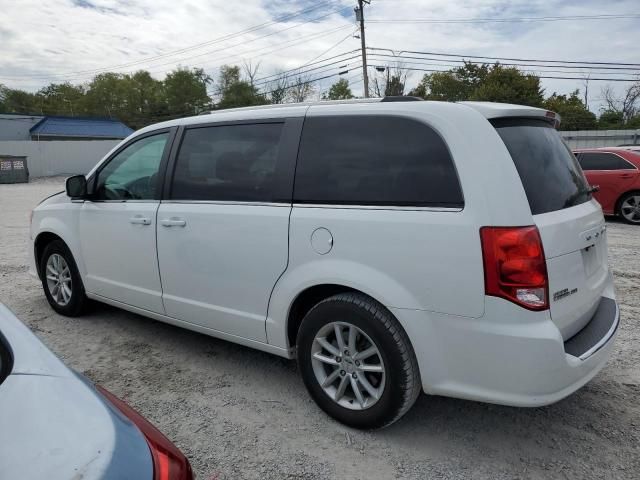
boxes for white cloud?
[1,0,638,111]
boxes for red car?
[573,148,640,225]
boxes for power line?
[254,58,361,89]
[3,1,344,78]
[133,25,354,78]
[0,2,351,81]
[297,30,357,70]
[259,66,361,97]
[367,53,640,76]
[253,51,361,85]
[366,13,640,24]
[368,47,640,67]
[368,64,640,82]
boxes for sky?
[0,0,638,113]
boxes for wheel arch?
[34,232,65,277]
[33,228,83,280]
[286,284,357,352]
[266,259,424,353]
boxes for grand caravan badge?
[553,288,578,302]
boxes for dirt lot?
[1,177,639,480]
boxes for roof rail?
[381,96,423,102]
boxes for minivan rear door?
[493,119,609,339]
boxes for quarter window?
[171,123,284,202]
[293,116,463,207]
[94,133,169,200]
[578,152,636,171]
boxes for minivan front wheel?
[297,293,421,429]
[40,240,88,316]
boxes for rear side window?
[293,115,463,207]
[578,152,636,171]
[171,123,284,202]
[492,119,591,215]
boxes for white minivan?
[30,99,619,428]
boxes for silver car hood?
[0,304,153,480]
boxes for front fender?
[32,202,85,281]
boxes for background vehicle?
[30,99,619,429]
[573,147,640,224]
[0,303,192,480]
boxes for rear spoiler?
[458,101,561,127]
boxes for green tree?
[323,78,353,100]
[164,67,212,116]
[215,65,268,109]
[125,71,166,127]
[0,86,39,113]
[36,82,86,116]
[543,90,597,130]
[598,110,624,129]
[84,72,130,119]
[471,64,544,107]
[411,62,544,106]
[410,62,489,101]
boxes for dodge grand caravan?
[29,99,619,429]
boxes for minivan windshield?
[492,118,592,215]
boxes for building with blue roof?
[0,113,133,141]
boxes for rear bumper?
[391,276,619,407]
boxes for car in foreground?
[0,303,192,480]
[30,99,619,429]
[573,147,640,224]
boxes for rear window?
[293,115,464,207]
[492,119,591,215]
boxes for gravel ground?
[1,177,639,480]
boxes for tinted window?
[493,119,591,215]
[578,152,635,171]
[294,116,463,207]
[95,133,169,200]
[171,123,284,202]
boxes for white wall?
[0,140,119,178]
[560,129,640,149]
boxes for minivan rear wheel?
[40,240,88,316]
[297,293,421,429]
[618,192,640,224]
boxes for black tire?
[297,292,421,429]
[39,239,88,316]
[617,192,640,225]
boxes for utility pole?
[355,0,370,97]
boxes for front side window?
[171,123,284,202]
[293,115,464,207]
[578,152,636,171]
[94,133,169,200]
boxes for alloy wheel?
[310,321,386,410]
[45,253,72,306]
[621,195,640,223]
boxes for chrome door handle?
[160,218,186,227]
[129,216,151,225]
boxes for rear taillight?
[96,385,193,480]
[480,226,549,311]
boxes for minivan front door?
[79,131,173,314]
[156,120,300,342]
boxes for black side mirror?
[66,175,87,198]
